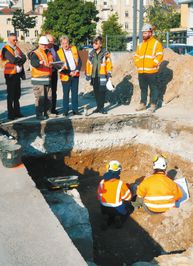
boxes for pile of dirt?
[111,49,193,107]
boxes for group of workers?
[98,155,183,230]
[1,23,163,120]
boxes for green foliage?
[146,0,180,41]
[12,9,36,38]
[102,14,127,51]
[42,0,98,46]
[0,35,4,42]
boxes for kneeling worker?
[136,155,183,214]
[97,160,132,229]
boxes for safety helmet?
[153,155,167,170]
[108,160,122,172]
[142,23,153,32]
[38,36,49,45]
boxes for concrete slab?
[0,160,87,266]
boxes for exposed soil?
[23,143,193,266]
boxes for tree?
[42,0,98,46]
[12,9,37,41]
[146,0,180,41]
[102,14,127,51]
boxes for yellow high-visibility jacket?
[86,48,112,85]
[137,172,183,213]
[98,178,132,207]
[1,44,22,75]
[134,36,163,74]
[31,48,53,85]
[57,46,80,82]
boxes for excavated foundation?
[2,114,193,266]
[23,143,193,266]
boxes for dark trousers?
[92,77,106,111]
[138,73,159,105]
[62,77,79,114]
[6,74,21,118]
[51,70,58,112]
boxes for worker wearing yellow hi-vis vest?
[56,35,82,117]
[1,33,26,120]
[85,36,112,115]
[136,155,183,214]
[134,24,163,113]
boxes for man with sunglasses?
[136,155,183,214]
[1,33,26,120]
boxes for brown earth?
[24,143,193,266]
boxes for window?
[94,0,97,4]
[125,11,129,17]
[16,31,19,37]
[26,30,30,37]
[7,30,11,37]
[125,23,128,30]
[35,30,38,37]
[6,18,11,25]
[103,1,107,5]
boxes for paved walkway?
[0,159,87,266]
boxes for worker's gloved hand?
[131,196,143,209]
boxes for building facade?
[176,0,193,44]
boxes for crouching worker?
[136,155,183,214]
[97,160,132,230]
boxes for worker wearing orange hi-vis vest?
[56,35,82,117]
[136,155,183,214]
[86,36,112,114]
[134,24,163,113]
[30,36,54,120]
[98,160,133,230]
[1,33,26,120]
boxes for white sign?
[174,177,190,207]
[0,0,10,6]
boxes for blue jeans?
[62,77,79,113]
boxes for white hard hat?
[38,36,49,45]
[142,23,153,32]
[108,160,122,172]
[153,156,167,170]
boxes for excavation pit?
[22,142,193,266]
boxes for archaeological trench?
[1,112,193,266]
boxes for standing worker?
[1,33,26,120]
[56,35,82,117]
[136,155,183,214]
[30,36,54,120]
[134,24,163,112]
[98,160,132,229]
[46,34,59,115]
[85,36,112,114]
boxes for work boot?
[136,103,146,111]
[148,104,157,113]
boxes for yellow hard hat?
[108,160,122,172]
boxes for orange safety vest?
[134,36,163,74]
[1,44,22,75]
[57,46,80,82]
[86,49,112,85]
[31,48,53,85]
[137,172,183,213]
[98,178,132,207]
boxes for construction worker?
[1,33,26,120]
[56,35,82,117]
[136,155,183,214]
[85,36,112,114]
[46,34,59,115]
[97,160,132,230]
[134,23,163,113]
[30,36,54,120]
